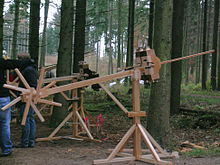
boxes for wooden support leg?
[76,111,93,140]
[48,112,73,138]
[93,125,136,164]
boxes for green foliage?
[181,83,202,91]
[9,0,30,17]
[184,148,220,157]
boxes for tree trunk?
[218,30,220,90]
[126,0,135,67]
[202,0,208,90]
[40,0,49,67]
[147,0,172,146]
[170,0,185,116]
[211,0,219,90]
[117,0,122,70]
[29,0,40,66]
[51,0,74,126]
[12,0,20,59]
[73,0,86,73]
[108,0,113,75]
[96,41,99,72]
[196,0,202,84]
[148,0,154,49]
[0,0,4,58]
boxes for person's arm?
[0,58,35,70]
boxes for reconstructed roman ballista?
[1,49,214,165]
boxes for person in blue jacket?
[14,53,38,148]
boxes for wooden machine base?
[93,124,178,165]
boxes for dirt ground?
[0,116,219,165]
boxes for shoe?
[28,145,34,148]
[0,152,12,157]
[14,143,28,148]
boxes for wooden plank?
[48,112,73,138]
[161,50,214,64]
[36,136,62,142]
[137,124,160,161]
[42,75,79,84]
[15,68,30,89]
[42,70,134,97]
[72,85,78,137]
[41,81,56,91]
[99,83,128,114]
[138,155,172,165]
[6,70,9,83]
[30,101,45,122]
[75,135,102,142]
[37,99,62,107]
[34,67,45,104]
[21,98,31,125]
[107,124,136,160]
[9,90,17,98]
[141,124,165,153]
[3,84,29,93]
[93,156,136,164]
[44,64,56,71]
[76,111,94,140]
[1,96,21,111]
[127,111,146,117]
[132,69,142,158]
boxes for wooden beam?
[48,112,73,138]
[15,68,30,89]
[132,69,142,159]
[99,83,129,114]
[34,67,45,104]
[137,124,160,161]
[76,111,93,140]
[30,101,45,122]
[127,111,146,117]
[93,156,136,164]
[42,70,134,97]
[42,75,80,84]
[3,84,29,93]
[107,125,136,160]
[1,96,21,111]
[37,99,62,107]
[138,156,172,165]
[41,81,56,91]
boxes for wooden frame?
[3,49,213,164]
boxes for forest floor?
[1,86,220,165]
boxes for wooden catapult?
[1,49,214,165]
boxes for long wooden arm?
[41,70,134,98]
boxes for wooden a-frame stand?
[36,78,97,142]
[93,69,178,165]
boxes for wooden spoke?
[30,101,45,122]
[15,68,30,89]
[34,67,45,104]
[37,99,62,107]
[6,70,9,83]
[1,96,21,111]
[21,99,31,125]
[41,81,56,91]
[9,90,17,98]
[3,84,29,93]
